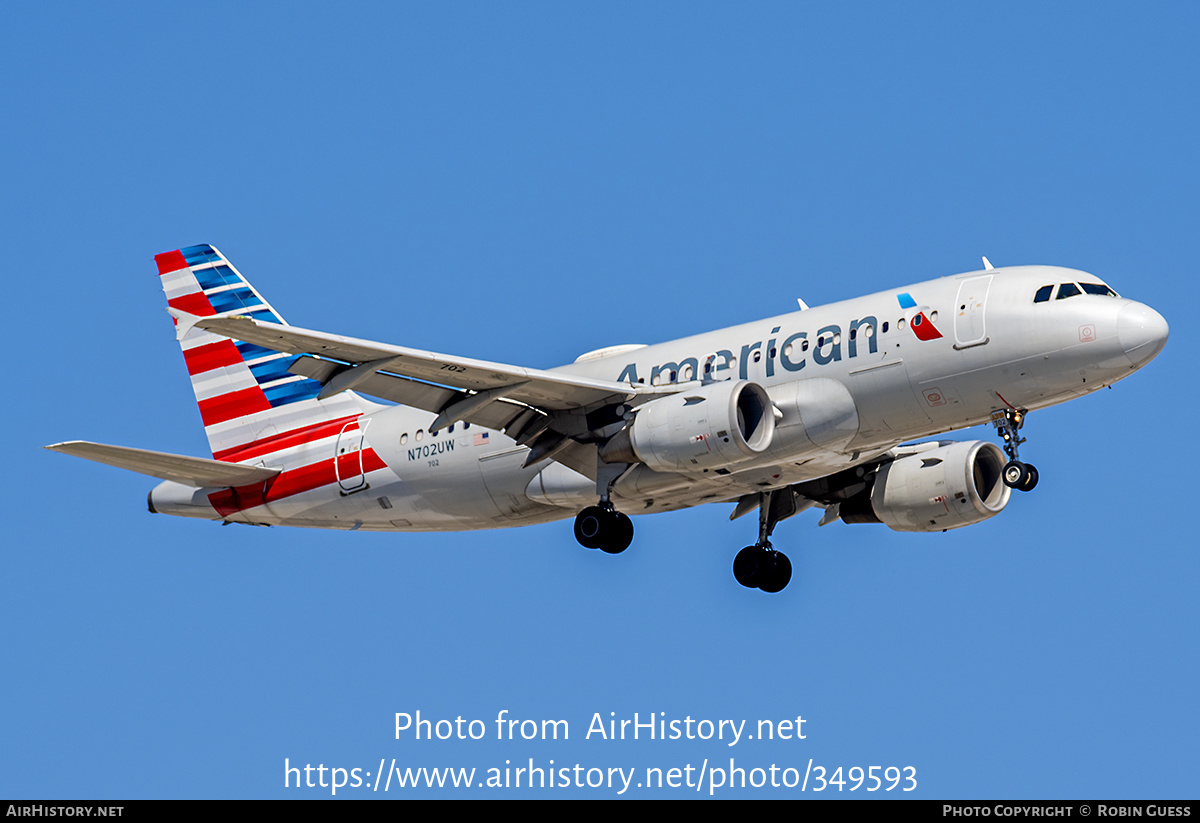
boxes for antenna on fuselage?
[796,298,809,310]
[982,256,995,270]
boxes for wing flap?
[287,356,538,432]
[45,441,281,488]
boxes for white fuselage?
[150,265,1167,530]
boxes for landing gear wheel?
[733,545,792,592]
[574,506,634,553]
[1003,461,1030,489]
[574,506,607,549]
[732,490,798,592]
[599,511,634,554]
[757,550,793,593]
[993,406,1041,490]
[733,546,764,588]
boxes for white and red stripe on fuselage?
[205,414,388,518]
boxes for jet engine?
[841,441,1010,532]
[600,379,775,474]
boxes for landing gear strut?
[991,407,1039,492]
[733,490,795,593]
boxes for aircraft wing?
[173,311,673,476]
[180,312,654,412]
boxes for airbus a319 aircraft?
[48,245,1168,592]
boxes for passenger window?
[1056,283,1081,299]
[1034,285,1053,303]
[882,322,889,333]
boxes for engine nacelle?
[767,377,860,462]
[846,441,1011,532]
[600,380,775,474]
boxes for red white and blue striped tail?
[154,244,374,462]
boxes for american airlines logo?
[897,292,943,341]
[616,294,943,386]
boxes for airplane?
[47,245,1169,593]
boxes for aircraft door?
[953,275,992,349]
[335,420,369,493]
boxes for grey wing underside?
[288,355,599,479]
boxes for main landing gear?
[574,504,634,554]
[733,490,795,593]
[574,460,636,554]
[991,407,1039,492]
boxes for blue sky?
[3,2,1197,798]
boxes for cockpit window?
[1056,283,1081,299]
[1033,285,1053,303]
[1079,282,1118,297]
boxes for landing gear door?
[335,419,369,493]
[954,274,992,349]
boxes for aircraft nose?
[1117,302,1169,367]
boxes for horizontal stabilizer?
[45,441,281,488]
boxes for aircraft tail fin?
[154,245,377,460]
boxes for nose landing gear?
[1002,460,1039,491]
[992,407,1039,492]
